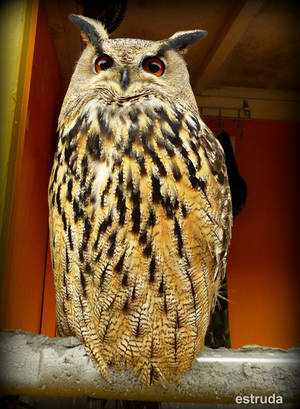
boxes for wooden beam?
[194,0,265,93]
[41,0,83,91]
[0,0,38,317]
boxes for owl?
[48,14,232,386]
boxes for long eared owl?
[48,14,232,386]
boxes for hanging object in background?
[74,0,128,33]
[217,131,247,217]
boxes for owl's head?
[62,14,206,121]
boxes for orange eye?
[143,57,165,76]
[94,54,113,73]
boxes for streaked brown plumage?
[48,15,232,386]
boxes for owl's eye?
[94,55,113,73]
[142,57,165,76]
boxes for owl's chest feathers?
[50,103,229,264]
[61,107,208,210]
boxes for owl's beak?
[120,68,130,90]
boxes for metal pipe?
[0,329,299,403]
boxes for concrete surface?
[0,329,299,404]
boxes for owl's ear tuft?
[69,14,109,49]
[167,30,207,52]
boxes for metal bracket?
[199,99,251,120]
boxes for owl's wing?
[194,123,233,282]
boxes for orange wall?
[0,3,61,334]
[205,118,300,348]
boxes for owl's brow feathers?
[157,30,207,55]
[69,14,104,54]
[69,13,207,58]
